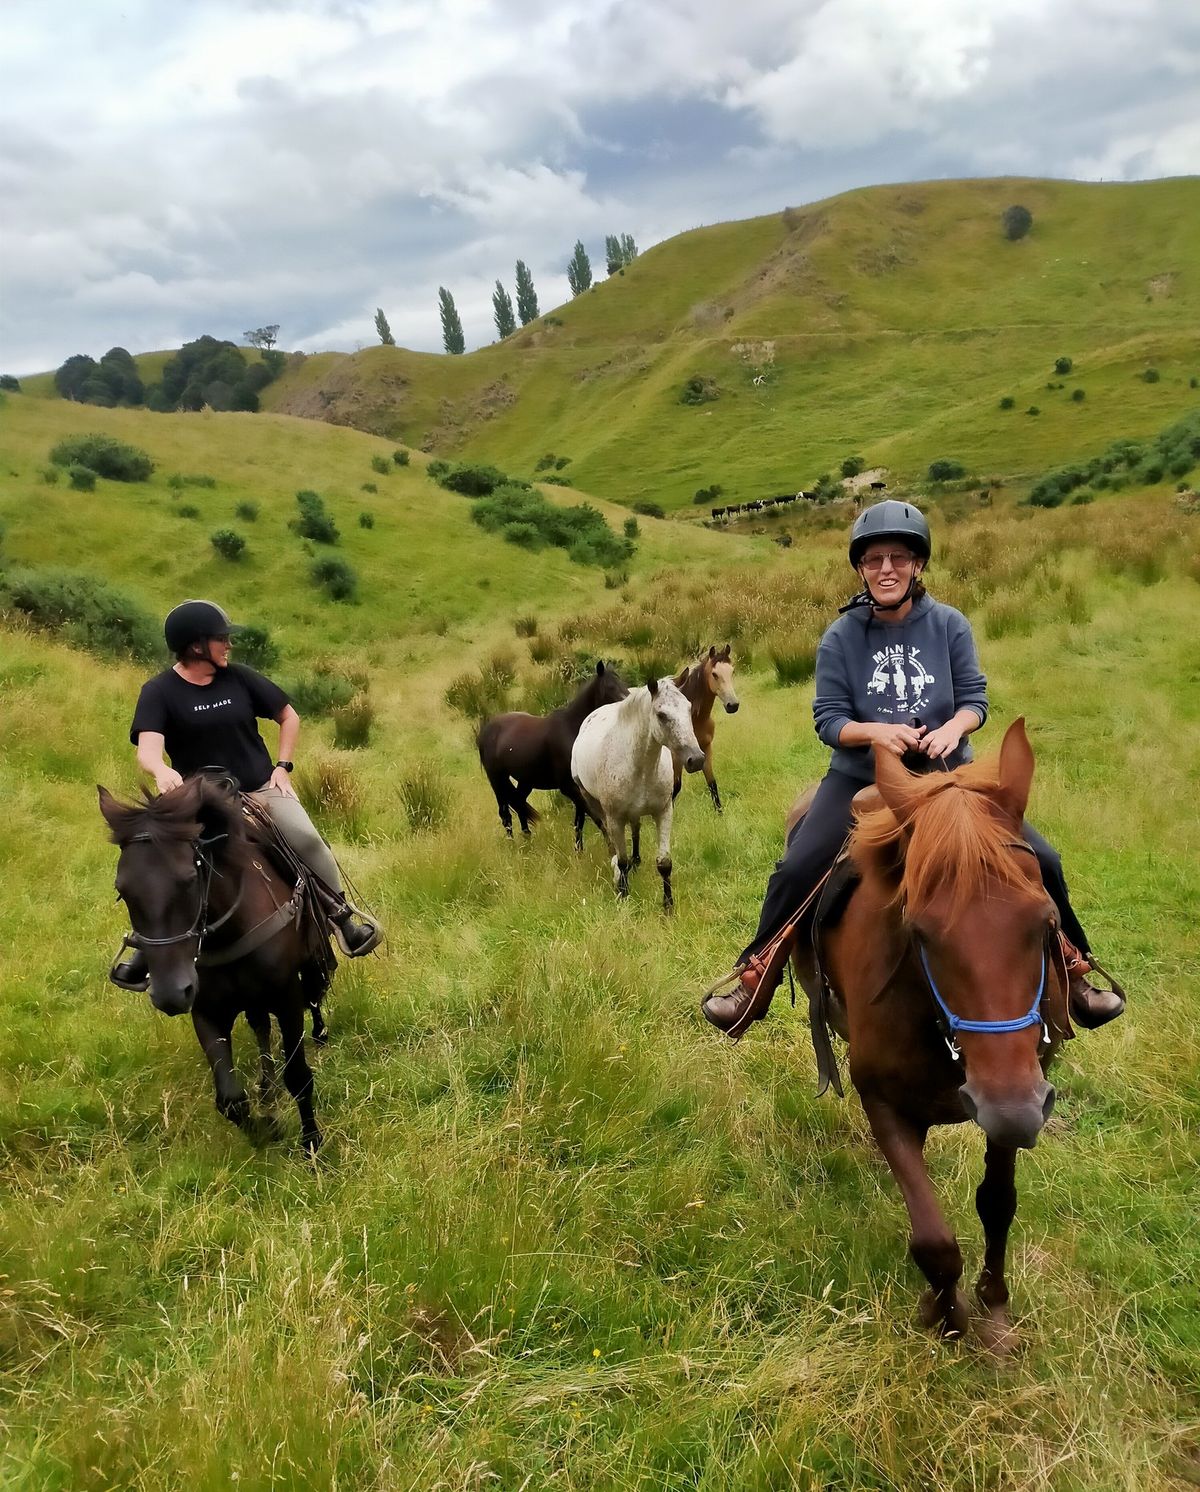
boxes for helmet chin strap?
[839,567,921,615]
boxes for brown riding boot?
[1061,934,1125,1030]
[701,935,795,1041]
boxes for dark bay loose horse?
[673,644,740,812]
[793,720,1073,1351]
[477,661,627,846]
[99,777,329,1151]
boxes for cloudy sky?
[2,0,1197,374]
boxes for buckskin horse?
[99,776,331,1151]
[672,644,740,812]
[477,661,627,846]
[792,720,1073,1351]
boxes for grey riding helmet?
[848,500,931,568]
[164,599,242,653]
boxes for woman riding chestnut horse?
[701,500,1125,1039]
[110,599,380,990]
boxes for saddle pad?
[814,848,860,935]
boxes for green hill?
[252,176,1200,509]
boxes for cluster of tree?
[146,335,286,412]
[55,347,145,407]
[54,334,285,413]
[243,325,280,349]
[1002,205,1033,241]
[604,233,638,275]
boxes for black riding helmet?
[848,500,932,568]
[164,599,241,654]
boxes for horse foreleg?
[704,749,722,814]
[277,1000,321,1153]
[604,816,630,897]
[654,801,674,914]
[246,1007,280,1107]
[974,1139,1020,1355]
[192,1009,251,1132]
[861,1095,967,1339]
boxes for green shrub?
[39,465,60,485]
[176,503,201,518]
[292,489,339,544]
[623,517,639,539]
[426,459,450,482]
[984,595,1036,639]
[604,569,628,590]
[370,454,390,475]
[332,693,374,749]
[1190,377,1198,390]
[172,473,216,488]
[392,448,410,466]
[679,375,720,405]
[287,667,357,718]
[0,374,20,391]
[235,500,259,521]
[50,434,154,481]
[1027,406,1041,416]
[361,482,377,493]
[1142,368,1160,383]
[310,556,358,601]
[693,484,723,505]
[999,396,1015,409]
[295,756,367,842]
[1070,491,1095,505]
[472,484,634,568]
[841,455,865,478]
[555,456,572,470]
[358,511,375,529]
[1055,356,1073,375]
[436,462,511,497]
[769,637,817,685]
[535,454,556,471]
[927,459,966,482]
[632,501,665,519]
[234,624,277,671]
[397,761,451,833]
[0,567,159,659]
[444,665,509,723]
[528,634,557,664]
[68,465,95,491]
[210,528,246,560]
[1001,204,1032,241]
[514,615,538,637]
[1071,388,1086,402]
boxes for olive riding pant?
[739,768,1089,964]
[246,785,344,894]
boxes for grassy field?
[1,392,1199,1489]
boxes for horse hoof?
[220,1094,252,1129]
[917,1286,970,1341]
[302,1129,323,1155]
[973,1304,1020,1358]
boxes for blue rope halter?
[917,943,1048,1060]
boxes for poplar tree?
[515,260,539,325]
[566,240,592,297]
[605,235,622,275]
[492,280,516,339]
[438,287,465,355]
[619,232,638,264]
[374,307,395,346]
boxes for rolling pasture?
[0,392,1198,1489]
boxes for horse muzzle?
[149,977,198,1017]
[723,701,740,714]
[959,1081,1055,1149]
[683,751,705,773]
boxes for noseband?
[115,831,240,955]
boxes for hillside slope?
[255,176,1200,509]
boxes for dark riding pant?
[740,767,1091,964]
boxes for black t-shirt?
[130,663,290,790]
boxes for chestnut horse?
[478,661,627,846]
[100,777,329,1151]
[672,644,740,812]
[793,720,1073,1351]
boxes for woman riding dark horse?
[110,598,380,990]
[701,499,1125,1039]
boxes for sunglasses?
[860,551,917,572]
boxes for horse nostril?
[958,1085,978,1123]
[725,702,739,714]
[1042,1085,1056,1122]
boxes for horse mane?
[103,776,246,851]
[849,757,1040,922]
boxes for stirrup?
[332,909,383,958]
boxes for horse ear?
[646,676,658,696]
[996,717,1034,824]
[708,645,716,660]
[596,660,605,676]
[720,643,731,660]
[872,748,917,824]
[98,785,121,828]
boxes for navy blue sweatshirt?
[811,593,989,783]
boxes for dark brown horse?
[672,644,740,811]
[99,777,329,1151]
[793,720,1072,1351]
[477,661,627,846]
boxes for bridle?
[912,840,1056,1061]
[115,830,241,957]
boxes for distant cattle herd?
[710,478,887,522]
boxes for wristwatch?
[275,760,294,773]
